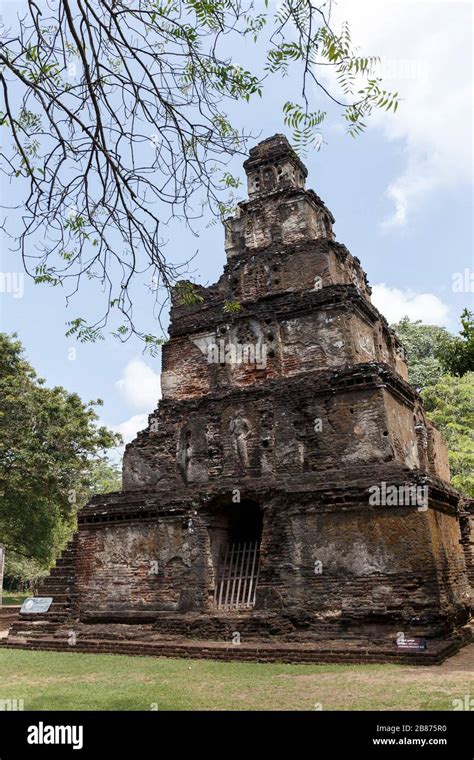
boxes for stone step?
[0,612,20,630]
[18,612,70,623]
[48,567,75,576]
[31,593,78,602]
[4,622,471,665]
[37,583,75,592]
[55,559,76,568]
[33,604,75,613]
[0,635,457,665]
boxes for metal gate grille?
[214,541,260,610]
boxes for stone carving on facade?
[229,416,251,469]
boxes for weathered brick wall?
[426,507,471,622]
[222,241,371,304]
[383,390,420,469]
[256,500,470,635]
[225,192,330,253]
[72,483,469,637]
[76,520,210,617]
[459,500,474,594]
[427,425,451,481]
[124,360,445,492]
[162,282,400,405]
[124,371,418,490]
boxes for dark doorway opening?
[207,499,262,611]
[228,500,262,544]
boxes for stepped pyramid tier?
[3,135,471,662]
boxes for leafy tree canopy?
[0,332,121,566]
[391,316,449,391]
[437,308,474,378]
[0,0,399,348]
[422,373,474,498]
[392,315,474,498]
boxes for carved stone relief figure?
[263,166,275,191]
[229,416,251,468]
[177,425,209,484]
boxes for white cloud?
[114,413,149,445]
[371,283,451,325]
[104,412,149,465]
[116,358,161,411]
[323,0,472,227]
[110,358,160,462]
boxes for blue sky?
[0,0,472,454]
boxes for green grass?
[1,591,29,606]
[0,648,472,711]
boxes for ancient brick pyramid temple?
[5,135,472,663]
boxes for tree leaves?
[283,101,325,151]
[223,300,242,313]
[0,1,399,346]
[0,333,121,564]
[422,373,474,497]
[437,309,474,377]
[392,316,474,497]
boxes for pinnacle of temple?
[224,134,335,259]
[243,133,308,197]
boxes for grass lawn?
[1,591,29,606]
[0,647,472,711]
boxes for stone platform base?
[1,621,471,666]
[0,606,21,631]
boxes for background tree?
[391,317,449,391]
[0,0,398,347]
[0,332,121,570]
[81,457,122,498]
[422,373,474,497]
[436,308,474,377]
[2,457,121,593]
[392,315,474,497]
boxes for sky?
[0,0,473,459]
